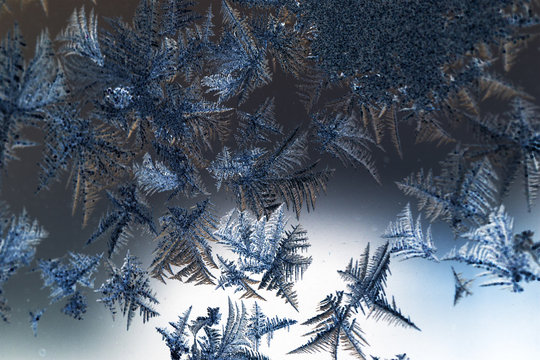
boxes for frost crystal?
[383,203,438,262]
[97,250,159,330]
[444,206,540,292]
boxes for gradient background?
[1,1,540,359]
